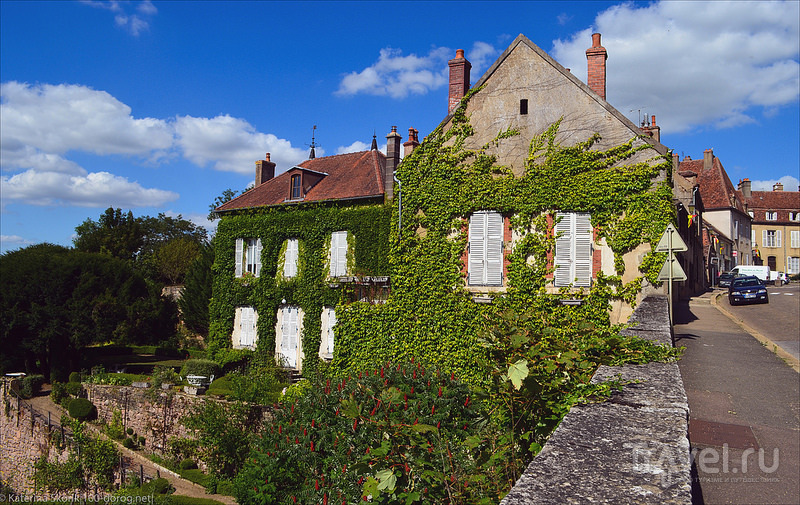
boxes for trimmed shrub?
[215,480,235,496]
[65,381,82,397]
[68,398,96,421]
[179,458,197,470]
[69,371,81,383]
[122,437,136,449]
[20,374,45,399]
[138,436,146,446]
[149,477,173,495]
[180,469,209,487]
[126,427,134,436]
[180,359,220,380]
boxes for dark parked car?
[728,276,769,305]
[718,271,736,288]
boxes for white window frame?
[320,307,336,358]
[235,238,262,277]
[554,212,593,287]
[763,230,781,248]
[283,238,299,278]
[790,212,800,222]
[329,231,349,277]
[787,257,800,275]
[237,306,258,348]
[467,211,504,286]
[791,230,800,249]
[766,211,777,221]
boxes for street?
[716,282,800,364]
[674,288,800,505]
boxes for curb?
[709,291,800,373]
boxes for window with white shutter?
[763,230,781,248]
[791,230,800,249]
[554,212,593,287]
[468,211,504,286]
[277,306,301,368]
[284,238,299,278]
[329,231,349,277]
[320,307,336,357]
[237,307,257,347]
[236,238,262,277]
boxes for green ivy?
[209,203,392,378]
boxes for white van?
[730,265,771,282]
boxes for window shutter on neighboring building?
[330,231,348,277]
[235,238,244,277]
[239,307,256,347]
[255,238,262,276]
[468,211,503,285]
[574,213,593,286]
[284,238,299,277]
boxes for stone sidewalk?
[674,291,800,505]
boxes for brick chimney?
[738,178,752,199]
[255,153,276,187]
[586,33,608,100]
[703,149,713,172]
[641,115,661,143]
[448,49,471,114]
[385,126,402,200]
[403,128,419,157]
[773,182,784,192]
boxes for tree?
[208,188,240,221]
[153,236,202,285]
[178,240,214,336]
[0,244,178,380]
[73,208,143,261]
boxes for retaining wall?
[500,294,692,504]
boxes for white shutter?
[485,212,504,285]
[554,213,573,286]
[330,232,348,277]
[280,306,299,368]
[574,213,593,287]
[776,230,782,248]
[762,230,768,248]
[321,307,336,355]
[255,238,262,276]
[468,213,486,285]
[791,231,800,249]
[284,239,298,278]
[235,239,244,277]
[240,307,256,347]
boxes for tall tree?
[178,240,214,336]
[73,208,143,261]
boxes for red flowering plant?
[233,358,491,504]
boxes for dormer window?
[290,174,303,200]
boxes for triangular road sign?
[655,223,688,253]
[657,252,687,281]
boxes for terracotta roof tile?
[680,156,746,213]
[216,150,386,212]
[745,190,800,223]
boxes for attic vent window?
[520,99,528,115]
[290,174,303,199]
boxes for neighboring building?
[210,144,400,372]
[679,150,752,272]
[740,179,800,276]
[702,222,735,285]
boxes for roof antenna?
[307,125,318,159]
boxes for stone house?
[679,150,753,272]
[739,179,800,276]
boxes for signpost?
[656,223,687,324]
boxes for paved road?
[716,283,800,363]
[674,292,800,505]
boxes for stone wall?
[0,385,72,499]
[500,295,692,505]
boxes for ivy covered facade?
[210,34,682,381]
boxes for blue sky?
[2,0,798,252]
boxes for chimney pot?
[456,49,465,59]
[738,178,752,199]
[703,149,713,172]
[255,154,276,187]
[385,126,403,201]
[265,153,271,161]
[403,127,420,157]
[773,182,784,192]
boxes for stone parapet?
[501,295,692,504]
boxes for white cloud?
[750,175,800,192]
[550,1,799,134]
[336,42,498,99]
[0,235,33,250]
[337,141,371,154]
[81,0,156,36]
[1,169,178,207]
[0,82,172,160]
[174,115,307,174]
